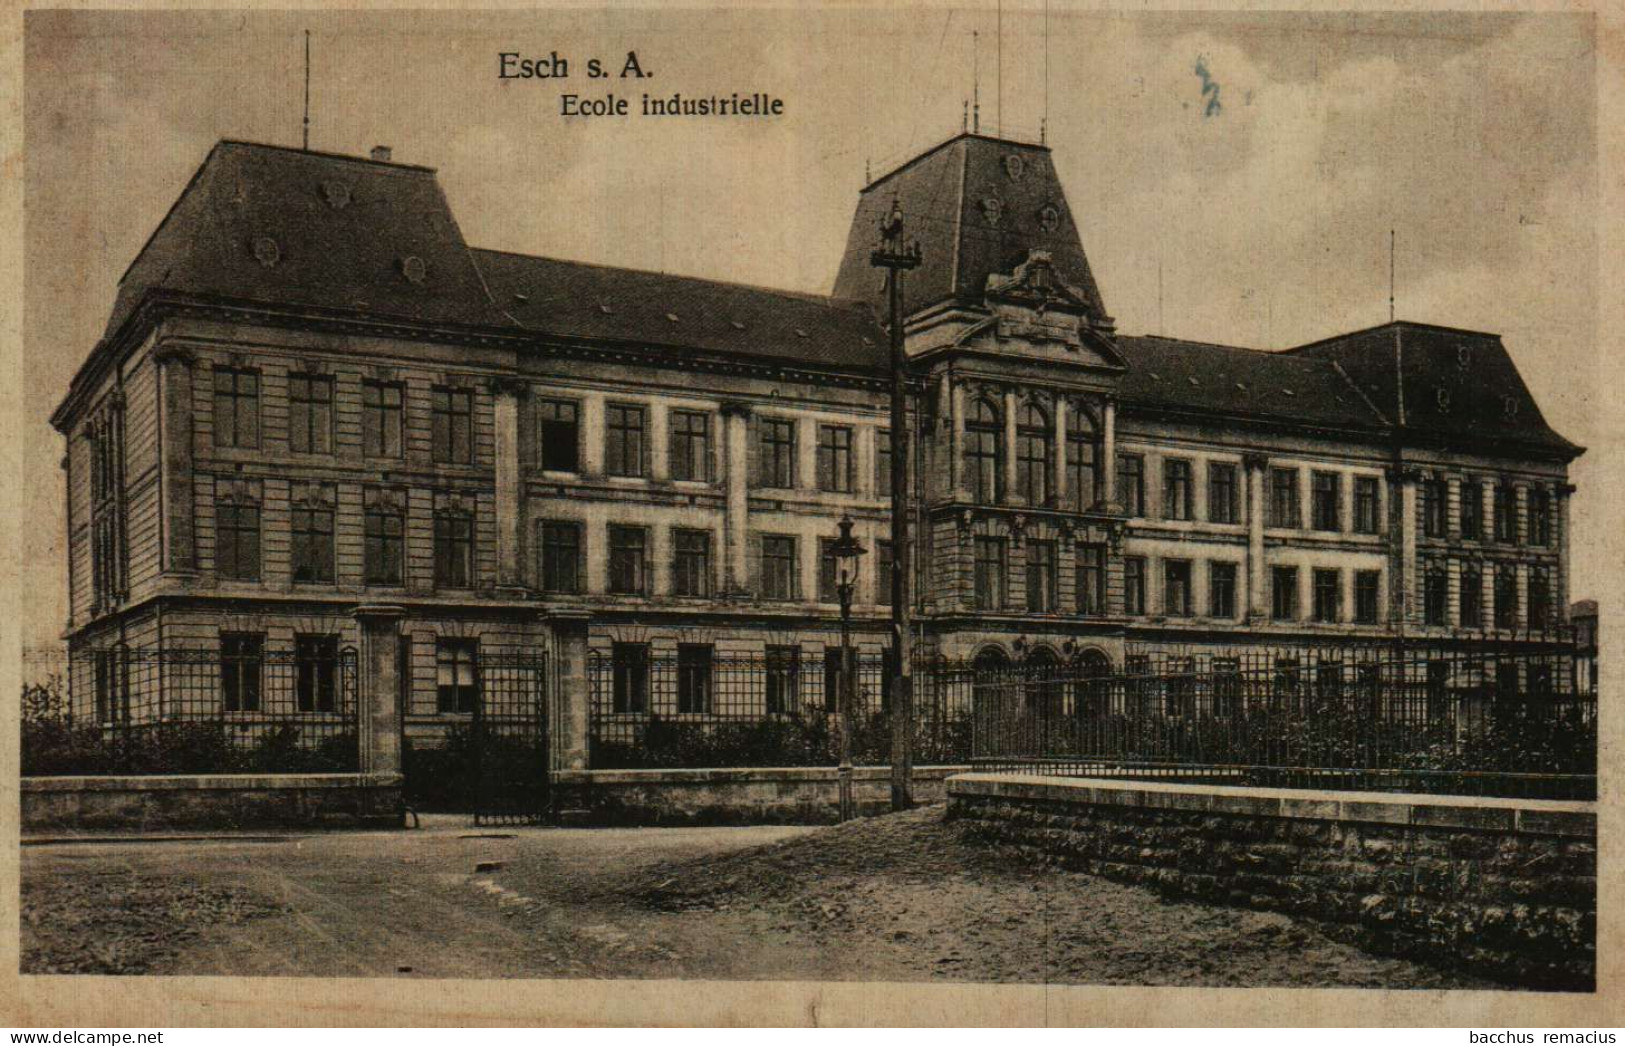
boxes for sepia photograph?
[11,3,1616,1026]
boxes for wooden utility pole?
[871,200,921,811]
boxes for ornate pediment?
[985,250,1093,315]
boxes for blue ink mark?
[1195,54,1222,117]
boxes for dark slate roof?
[1116,335,1387,433]
[474,249,886,371]
[831,133,1109,324]
[89,139,889,381]
[102,140,511,340]
[1284,322,1581,456]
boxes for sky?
[22,8,1603,650]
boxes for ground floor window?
[436,638,479,715]
[677,644,713,714]
[612,642,650,714]
[220,632,264,712]
[295,634,340,713]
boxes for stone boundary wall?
[946,773,1596,990]
[23,773,405,834]
[554,765,970,825]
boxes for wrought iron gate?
[470,651,550,825]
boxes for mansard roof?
[1282,322,1581,458]
[474,249,886,372]
[831,133,1110,326]
[1116,335,1386,433]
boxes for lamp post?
[830,515,867,822]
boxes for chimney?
[370,145,392,162]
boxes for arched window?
[1066,408,1099,512]
[965,399,1003,504]
[1016,403,1051,505]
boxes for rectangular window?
[537,398,580,472]
[876,541,894,606]
[676,644,713,714]
[1354,476,1380,534]
[287,373,333,455]
[1271,566,1299,621]
[761,535,797,600]
[1312,568,1340,623]
[433,508,473,588]
[1312,471,1341,532]
[1460,480,1482,540]
[1272,657,1301,710]
[1209,562,1237,619]
[436,639,479,715]
[1026,540,1057,613]
[611,642,649,714]
[1424,566,1448,626]
[364,497,404,586]
[1123,556,1147,616]
[607,525,648,595]
[294,634,340,714]
[1269,468,1300,528]
[220,633,263,713]
[1163,560,1193,617]
[1529,569,1552,630]
[1529,489,1552,547]
[669,410,714,482]
[215,500,261,581]
[1162,459,1193,521]
[765,646,801,715]
[1355,570,1380,625]
[1117,453,1146,517]
[212,367,260,449]
[1208,463,1238,524]
[538,521,582,594]
[361,381,404,459]
[1423,478,1448,538]
[1077,544,1106,615]
[1461,565,1483,628]
[604,403,646,478]
[1494,483,1517,543]
[1067,430,1096,511]
[875,429,893,499]
[817,425,854,493]
[974,537,1007,612]
[431,387,473,465]
[291,506,335,584]
[759,418,796,488]
[1494,567,1518,629]
[672,529,713,597]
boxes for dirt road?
[22,806,1493,987]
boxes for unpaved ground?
[22,806,1495,988]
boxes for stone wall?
[947,773,1596,990]
[555,765,968,825]
[23,773,404,834]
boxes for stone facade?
[52,133,1583,771]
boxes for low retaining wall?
[23,773,405,834]
[947,773,1596,990]
[555,765,970,825]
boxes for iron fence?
[968,643,1596,799]
[23,644,360,775]
[588,651,972,768]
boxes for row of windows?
[962,398,1101,509]
[538,521,896,603]
[1421,478,1553,546]
[213,368,479,466]
[604,642,896,717]
[214,497,472,589]
[968,540,1388,626]
[1420,562,1555,630]
[1115,457,1384,533]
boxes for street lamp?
[830,515,867,822]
